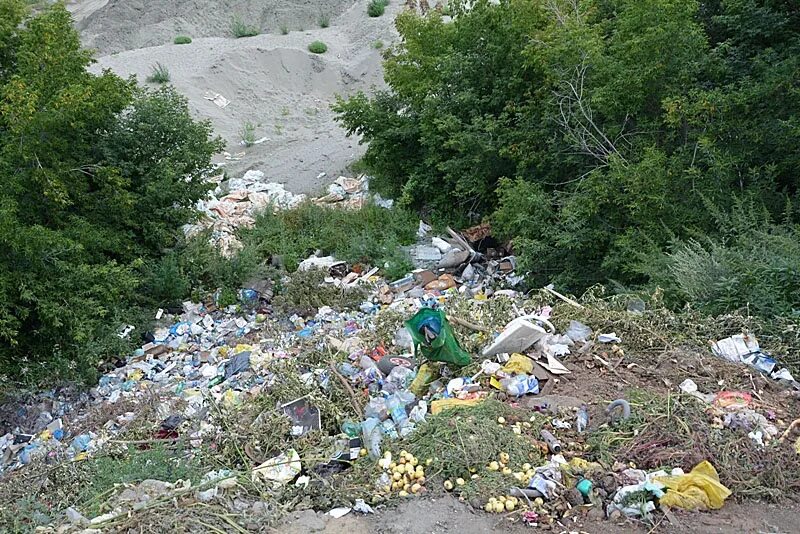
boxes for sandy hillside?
[67,0,402,194]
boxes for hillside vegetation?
[0,1,223,384]
[335,0,800,315]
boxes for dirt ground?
[280,495,800,534]
[66,0,403,195]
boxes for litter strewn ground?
[2,199,799,531]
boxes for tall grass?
[146,63,170,83]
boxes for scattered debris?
[2,191,800,532]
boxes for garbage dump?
[1,216,799,532]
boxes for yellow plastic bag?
[656,461,731,510]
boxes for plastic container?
[386,394,409,428]
[362,418,383,460]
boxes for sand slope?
[69,0,401,194]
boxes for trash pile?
[2,214,800,531]
[184,172,392,257]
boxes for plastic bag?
[565,320,592,343]
[405,308,471,367]
[655,461,731,510]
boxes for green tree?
[335,0,800,316]
[0,2,222,385]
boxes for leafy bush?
[141,237,261,307]
[0,4,223,386]
[308,40,327,54]
[146,62,170,83]
[318,12,330,28]
[242,201,416,276]
[655,200,800,317]
[173,35,191,44]
[367,0,388,17]
[230,15,259,38]
[279,23,289,35]
[372,40,384,49]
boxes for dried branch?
[554,57,631,168]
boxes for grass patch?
[367,0,389,17]
[242,201,417,277]
[173,35,192,44]
[318,12,331,28]
[230,16,259,38]
[239,120,257,146]
[146,62,170,84]
[372,40,384,49]
[308,40,328,54]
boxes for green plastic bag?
[404,308,471,367]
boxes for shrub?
[279,23,289,35]
[367,0,388,17]
[146,62,170,83]
[318,12,330,28]
[372,40,384,49]
[173,35,191,44]
[142,237,261,306]
[308,40,327,54]
[242,201,417,275]
[239,120,257,146]
[655,200,800,317]
[230,15,259,38]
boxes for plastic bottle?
[576,405,589,433]
[386,394,409,429]
[540,429,561,453]
[341,421,362,438]
[500,374,540,397]
[362,418,383,460]
[387,366,416,390]
[70,434,92,453]
[364,397,389,421]
[393,327,414,349]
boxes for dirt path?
[280,496,800,533]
